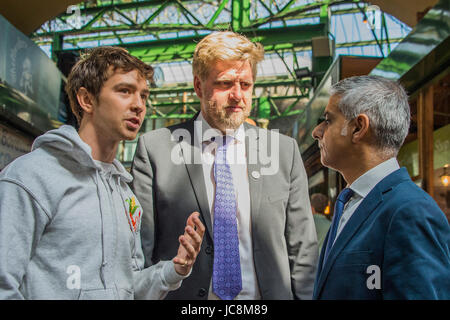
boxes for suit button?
[198,288,207,297]
[205,246,213,254]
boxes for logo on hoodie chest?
[125,196,141,233]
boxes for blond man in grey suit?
[131,31,318,300]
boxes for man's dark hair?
[65,46,154,125]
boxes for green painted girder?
[150,94,307,108]
[146,107,307,120]
[145,106,306,120]
[125,23,327,63]
[336,37,405,48]
[46,22,326,64]
[42,36,404,62]
[34,7,361,44]
[33,3,370,55]
[381,12,391,54]
[258,96,271,119]
[145,108,306,120]
[148,78,309,94]
[33,0,349,38]
[232,0,251,31]
[147,92,308,120]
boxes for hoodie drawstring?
[94,170,108,289]
[94,170,139,290]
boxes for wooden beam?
[417,84,434,196]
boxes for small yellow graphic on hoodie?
[125,196,141,232]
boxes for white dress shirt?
[194,112,261,300]
[334,157,400,244]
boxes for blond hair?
[192,31,264,81]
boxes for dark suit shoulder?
[388,177,438,207]
[382,176,447,226]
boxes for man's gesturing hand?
[173,212,205,276]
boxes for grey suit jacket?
[130,117,318,299]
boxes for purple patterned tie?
[212,136,242,300]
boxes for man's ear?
[193,76,203,99]
[76,87,95,115]
[351,114,370,143]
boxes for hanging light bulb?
[440,164,449,187]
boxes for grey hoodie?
[0,125,185,299]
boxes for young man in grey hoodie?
[0,46,205,299]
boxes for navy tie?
[212,136,242,300]
[323,188,354,264]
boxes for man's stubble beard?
[205,100,250,131]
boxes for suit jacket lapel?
[245,124,264,228]
[314,185,383,298]
[178,118,213,239]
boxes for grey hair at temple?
[331,75,410,155]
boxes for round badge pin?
[251,171,261,179]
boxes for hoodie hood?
[32,125,132,183]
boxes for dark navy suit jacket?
[313,168,450,299]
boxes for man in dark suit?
[311,75,450,299]
[131,31,318,300]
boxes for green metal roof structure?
[27,0,412,164]
[31,0,410,123]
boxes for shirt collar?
[349,157,400,199]
[195,111,245,144]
